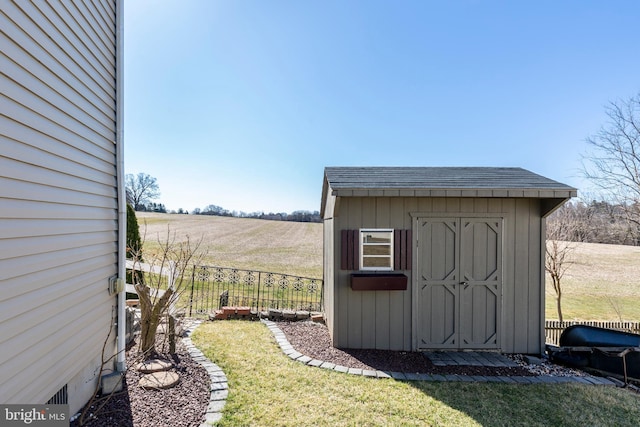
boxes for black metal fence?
[186,265,323,316]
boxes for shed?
[321,167,577,354]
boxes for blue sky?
[124,1,640,213]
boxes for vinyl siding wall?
[328,196,546,354]
[0,0,119,413]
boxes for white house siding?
[0,0,119,415]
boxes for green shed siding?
[326,196,549,354]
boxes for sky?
[124,0,640,214]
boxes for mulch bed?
[277,320,534,376]
[72,333,210,427]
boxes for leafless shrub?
[129,226,205,356]
[546,205,577,321]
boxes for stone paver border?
[182,319,229,427]
[261,319,616,386]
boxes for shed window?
[360,229,394,270]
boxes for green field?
[545,242,640,321]
[136,212,322,278]
[138,212,640,321]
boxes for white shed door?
[416,218,502,350]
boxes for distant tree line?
[124,172,321,222]
[132,200,321,222]
[191,204,321,223]
[547,200,640,246]
[136,202,168,213]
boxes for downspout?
[115,0,126,372]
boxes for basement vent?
[47,384,68,405]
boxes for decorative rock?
[136,358,173,373]
[295,310,310,320]
[268,309,282,320]
[282,310,296,320]
[523,355,544,365]
[139,371,180,389]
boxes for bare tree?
[129,227,205,356]
[545,205,577,321]
[125,172,160,211]
[582,93,640,243]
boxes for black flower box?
[350,273,408,291]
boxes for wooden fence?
[545,320,640,346]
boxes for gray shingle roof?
[324,167,576,191]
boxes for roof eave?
[331,187,578,199]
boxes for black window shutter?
[394,229,412,270]
[340,229,358,270]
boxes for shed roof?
[325,167,576,191]
[321,167,577,217]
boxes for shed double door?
[416,217,502,350]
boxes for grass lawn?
[191,321,640,427]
